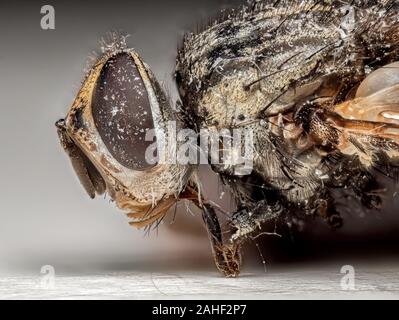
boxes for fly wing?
[335,83,399,126]
[305,84,399,169]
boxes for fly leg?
[202,200,283,277]
[201,203,241,277]
[308,190,343,229]
[326,154,383,209]
[230,200,284,243]
[180,186,241,277]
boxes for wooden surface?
[1,263,399,299]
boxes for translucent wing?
[305,84,399,169]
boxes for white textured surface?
[2,264,399,300]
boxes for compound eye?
[92,52,156,171]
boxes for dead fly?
[56,0,399,277]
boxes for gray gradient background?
[1,0,399,278]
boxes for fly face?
[57,40,191,229]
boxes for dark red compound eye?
[92,52,157,171]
